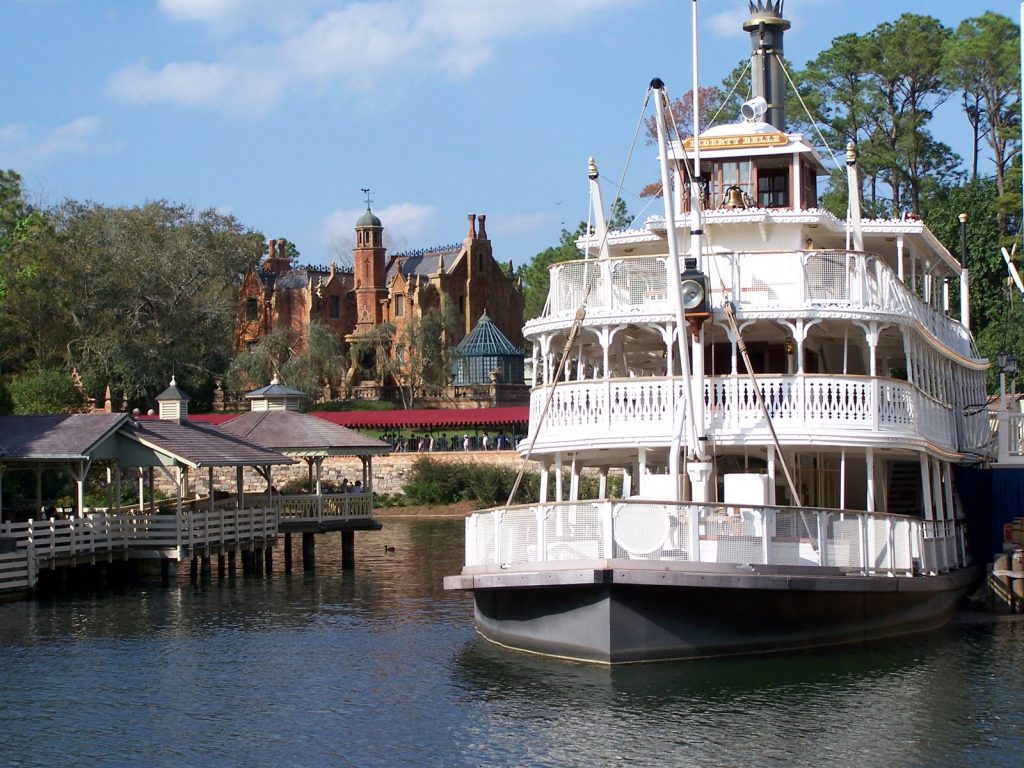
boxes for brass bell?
[725,186,746,209]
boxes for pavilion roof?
[219,410,390,456]
[0,413,129,461]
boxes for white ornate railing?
[263,493,373,524]
[538,251,976,359]
[529,374,956,451]
[464,500,965,576]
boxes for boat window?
[708,161,753,208]
[757,167,789,208]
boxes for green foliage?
[226,322,346,403]
[314,399,396,412]
[944,12,1021,192]
[9,366,90,414]
[516,199,631,322]
[0,377,12,414]
[402,457,538,508]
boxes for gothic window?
[245,298,258,321]
[394,294,405,317]
[329,296,340,319]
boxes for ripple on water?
[0,519,1021,768]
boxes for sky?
[2,0,1019,268]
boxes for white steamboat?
[444,1,986,663]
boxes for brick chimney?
[466,213,477,240]
[477,214,487,240]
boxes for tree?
[45,200,264,410]
[349,323,399,390]
[226,322,345,404]
[9,365,90,414]
[643,86,730,143]
[281,322,347,402]
[944,13,1021,193]
[867,14,954,214]
[517,200,631,322]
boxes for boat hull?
[459,564,982,664]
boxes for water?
[0,516,1021,768]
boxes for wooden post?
[341,530,355,571]
[161,558,172,586]
[217,552,226,579]
[254,547,264,575]
[264,546,273,574]
[284,533,293,572]
[190,556,198,582]
[200,554,211,579]
[227,549,237,578]
[302,532,316,570]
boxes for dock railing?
[465,500,962,576]
[263,492,374,524]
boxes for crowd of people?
[381,430,519,453]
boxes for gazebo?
[218,378,392,568]
[451,310,525,385]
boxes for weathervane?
[361,187,373,210]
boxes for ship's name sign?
[682,133,788,151]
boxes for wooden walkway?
[0,492,378,595]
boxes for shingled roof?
[0,413,129,461]
[126,418,294,468]
[219,410,390,457]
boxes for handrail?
[463,498,958,576]
[533,249,979,361]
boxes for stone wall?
[154,451,525,498]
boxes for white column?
[554,454,564,502]
[865,448,875,513]
[767,448,777,505]
[569,454,579,501]
[599,467,608,499]
[539,463,550,504]
[919,454,934,520]
[897,235,905,282]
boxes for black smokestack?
[742,1,790,131]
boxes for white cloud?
[707,9,747,39]
[0,117,109,168]
[109,0,639,114]
[320,201,438,250]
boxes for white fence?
[267,493,373,524]
[0,551,35,591]
[541,250,975,358]
[530,374,956,450]
[465,500,966,576]
[0,505,281,594]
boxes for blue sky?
[1,0,1017,268]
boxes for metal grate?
[612,258,666,309]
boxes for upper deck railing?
[534,250,977,359]
[528,373,966,453]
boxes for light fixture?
[681,278,706,309]
[998,349,1008,371]
[1008,354,1018,377]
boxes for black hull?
[468,566,982,664]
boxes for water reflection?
[0,517,1020,768]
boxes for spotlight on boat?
[741,96,768,122]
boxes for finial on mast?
[360,187,373,210]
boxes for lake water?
[1,516,1021,768]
